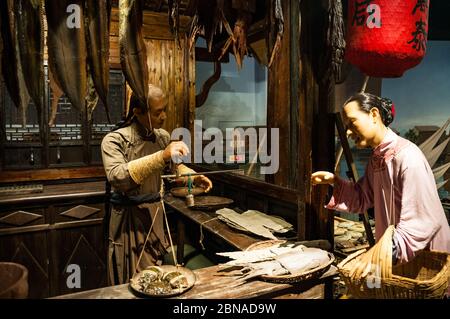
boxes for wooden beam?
[266,0,291,187]
[297,0,336,244]
[110,8,192,40]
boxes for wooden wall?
[109,9,196,134]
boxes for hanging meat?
[45,0,87,112]
[119,0,149,108]
[168,0,180,46]
[15,0,45,128]
[231,9,252,69]
[85,69,100,123]
[85,0,112,123]
[0,0,31,126]
[48,66,64,127]
[268,0,284,68]
[188,0,232,52]
[218,0,255,69]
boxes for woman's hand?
[311,171,335,185]
[194,175,213,193]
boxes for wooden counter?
[53,264,338,299]
[164,194,260,252]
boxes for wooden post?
[266,0,291,188]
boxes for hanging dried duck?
[268,0,284,68]
[219,0,254,69]
[85,0,112,123]
[15,0,45,129]
[0,0,31,126]
[45,0,87,112]
[209,0,234,52]
[188,0,233,53]
[119,0,149,108]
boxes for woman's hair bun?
[380,97,395,126]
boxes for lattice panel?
[3,93,40,143]
[49,92,83,142]
[91,71,125,141]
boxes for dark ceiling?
[111,0,449,41]
[428,0,450,40]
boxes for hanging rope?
[132,206,160,279]
[199,217,219,250]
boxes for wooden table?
[53,264,338,299]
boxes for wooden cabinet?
[0,181,107,298]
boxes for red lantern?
[345,0,430,78]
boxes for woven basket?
[337,225,450,299]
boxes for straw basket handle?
[346,225,395,282]
[337,249,367,269]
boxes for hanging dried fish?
[0,0,31,126]
[268,0,284,68]
[85,0,112,123]
[45,0,87,112]
[119,0,149,108]
[15,0,45,128]
[48,66,64,127]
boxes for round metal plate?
[129,265,196,298]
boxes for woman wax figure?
[311,92,450,265]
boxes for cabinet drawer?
[0,207,46,229]
[53,202,104,224]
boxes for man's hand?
[311,171,335,185]
[163,141,189,162]
[194,175,213,193]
